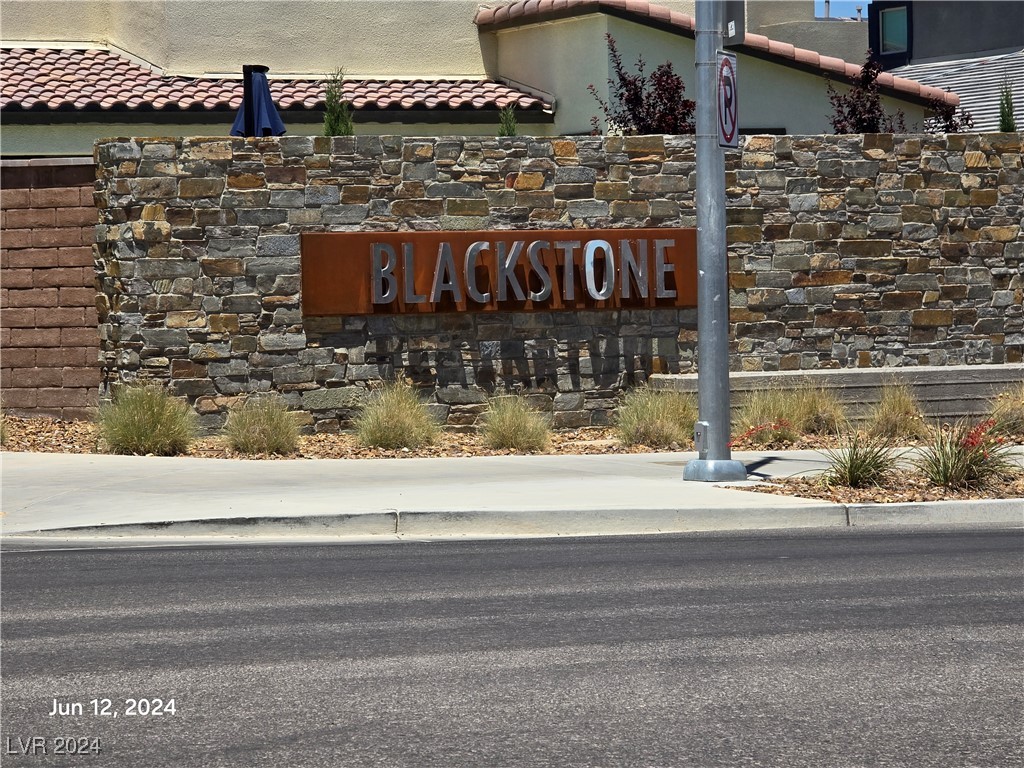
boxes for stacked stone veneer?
[93,133,1023,431]
[1,161,101,419]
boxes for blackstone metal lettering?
[301,229,697,316]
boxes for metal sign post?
[683,0,747,483]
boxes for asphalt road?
[2,529,1022,767]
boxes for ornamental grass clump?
[224,395,299,455]
[483,395,550,452]
[823,433,898,488]
[98,384,196,456]
[794,383,848,435]
[913,418,1017,490]
[733,382,846,446]
[989,381,1024,439]
[867,382,930,441]
[732,388,800,446]
[355,381,438,450]
[614,388,697,448]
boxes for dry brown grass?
[990,381,1024,438]
[482,395,551,452]
[614,388,698,448]
[224,395,300,455]
[354,381,438,450]
[733,382,847,446]
[98,384,196,456]
[867,382,931,440]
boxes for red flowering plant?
[913,418,1017,489]
[728,418,797,449]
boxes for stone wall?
[1,159,101,419]
[93,133,1023,431]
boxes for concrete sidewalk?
[2,450,1020,540]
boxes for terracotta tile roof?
[475,0,959,107]
[0,47,552,114]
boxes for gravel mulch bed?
[4,416,1021,503]
[749,474,1024,504]
[0,415,653,460]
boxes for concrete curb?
[7,504,848,540]
[11,499,1020,541]
[4,512,400,540]
[847,498,1023,527]
[394,505,849,536]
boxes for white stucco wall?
[745,0,814,28]
[3,0,869,79]
[494,13,927,136]
[495,14,613,136]
[1,0,115,44]
[1,0,929,153]
[0,120,558,158]
[755,20,868,65]
[1,0,491,77]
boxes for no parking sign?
[717,51,738,148]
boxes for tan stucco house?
[1,0,957,157]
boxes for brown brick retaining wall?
[1,159,101,418]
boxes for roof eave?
[1,105,555,125]
[476,0,959,108]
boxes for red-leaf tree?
[589,34,696,135]
[827,53,906,133]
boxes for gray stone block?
[136,260,201,280]
[302,387,370,411]
[323,205,369,224]
[347,364,392,381]
[789,194,819,212]
[436,386,488,404]
[189,343,232,361]
[553,392,585,411]
[555,166,597,184]
[786,178,817,195]
[567,200,609,218]
[403,162,437,181]
[207,238,257,257]
[250,353,299,368]
[207,360,250,377]
[280,136,315,157]
[902,223,938,241]
[258,332,307,352]
[273,365,316,384]
[256,234,300,257]
[222,295,262,313]
[269,190,306,208]
[552,410,591,428]
[426,182,486,198]
[236,208,288,226]
[441,216,488,230]
[141,328,188,347]
[424,403,451,423]
[305,186,341,206]
[222,190,271,208]
[244,256,300,276]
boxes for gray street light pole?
[683,0,747,482]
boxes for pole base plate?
[682,459,748,482]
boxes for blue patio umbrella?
[231,64,286,137]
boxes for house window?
[880,7,908,53]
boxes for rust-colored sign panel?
[301,228,697,316]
